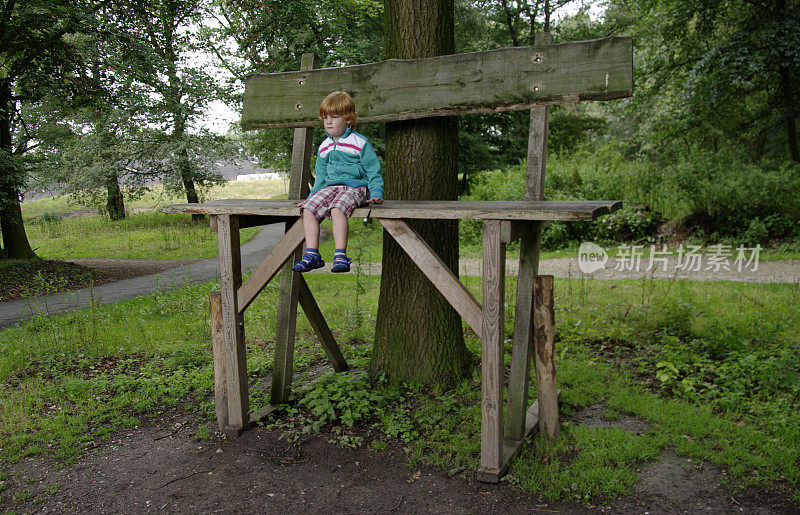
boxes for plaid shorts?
[299,185,369,221]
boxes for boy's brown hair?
[319,91,357,125]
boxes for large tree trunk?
[370,0,471,387]
[0,81,35,259]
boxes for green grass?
[21,180,289,221]
[20,180,285,260]
[25,212,261,260]
[1,271,798,504]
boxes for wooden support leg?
[270,223,303,406]
[209,292,228,431]
[298,275,349,372]
[504,225,541,441]
[216,215,249,431]
[533,275,559,441]
[477,220,506,481]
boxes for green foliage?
[460,147,666,249]
[594,206,662,243]
[299,372,386,428]
[617,0,800,164]
[670,151,800,239]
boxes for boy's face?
[323,114,349,138]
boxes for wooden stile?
[166,34,632,479]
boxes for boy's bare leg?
[302,208,321,249]
[331,208,348,250]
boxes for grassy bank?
[1,272,797,504]
[20,180,286,260]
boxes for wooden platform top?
[162,199,621,221]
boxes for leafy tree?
[30,9,157,221]
[115,0,230,213]
[204,0,385,172]
[617,0,800,164]
[0,0,93,258]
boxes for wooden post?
[526,31,552,202]
[216,214,248,430]
[504,30,560,445]
[533,275,559,440]
[478,219,505,476]
[271,53,318,406]
[209,291,228,430]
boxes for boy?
[293,91,384,273]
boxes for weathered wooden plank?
[534,275,559,441]
[379,218,483,335]
[217,215,249,429]
[209,291,228,431]
[236,217,305,313]
[504,223,541,441]
[163,199,622,221]
[479,220,506,475]
[297,275,349,373]
[242,37,633,129]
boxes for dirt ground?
[1,402,796,514]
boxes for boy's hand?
[295,201,304,207]
[366,197,384,205]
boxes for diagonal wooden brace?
[237,217,305,313]
[298,275,349,372]
[378,218,483,335]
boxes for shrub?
[670,152,800,239]
[593,205,662,243]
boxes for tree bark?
[779,66,799,163]
[0,80,35,259]
[370,0,471,387]
[105,170,126,220]
[163,11,203,221]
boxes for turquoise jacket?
[309,127,384,199]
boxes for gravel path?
[3,228,798,329]
[312,256,800,283]
[0,225,285,328]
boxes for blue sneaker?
[331,254,351,273]
[292,252,324,272]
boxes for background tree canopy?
[2,0,799,258]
